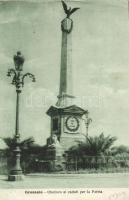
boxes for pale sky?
[0,0,129,146]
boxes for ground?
[0,173,128,188]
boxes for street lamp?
[7,51,36,181]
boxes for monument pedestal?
[47,105,88,151]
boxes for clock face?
[65,116,79,132]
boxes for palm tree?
[2,136,35,172]
[111,145,129,168]
[86,133,117,156]
[67,133,117,170]
[2,136,48,173]
[111,145,129,155]
[72,133,117,157]
[2,136,34,154]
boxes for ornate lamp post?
[7,51,36,181]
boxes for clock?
[65,116,79,132]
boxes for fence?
[0,152,129,174]
[0,151,8,175]
[22,155,129,173]
[64,155,129,173]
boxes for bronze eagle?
[61,1,80,18]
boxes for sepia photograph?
[0,0,128,194]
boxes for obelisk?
[46,1,87,164]
[56,1,79,107]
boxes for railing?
[64,155,129,173]
[0,153,129,174]
[0,152,8,175]
[22,155,129,173]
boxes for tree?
[67,133,117,169]
[2,136,48,173]
[111,145,129,155]
[2,136,34,154]
[73,133,117,156]
[2,136,35,172]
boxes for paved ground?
[0,173,128,188]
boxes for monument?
[46,1,88,168]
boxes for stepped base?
[8,174,24,181]
[8,169,24,181]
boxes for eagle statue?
[61,0,80,18]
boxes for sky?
[0,0,129,146]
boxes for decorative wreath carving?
[65,116,79,132]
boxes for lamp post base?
[8,169,24,181]
[8,174,24,181]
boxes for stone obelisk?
[46,2,87,171]
[56,17,74,107]
[56,1,80,107]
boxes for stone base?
[8,174,24,181]
[47,160,65,172]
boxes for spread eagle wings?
[70,7,80,15]
[61,1,80,16]
[61,0,68,14]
